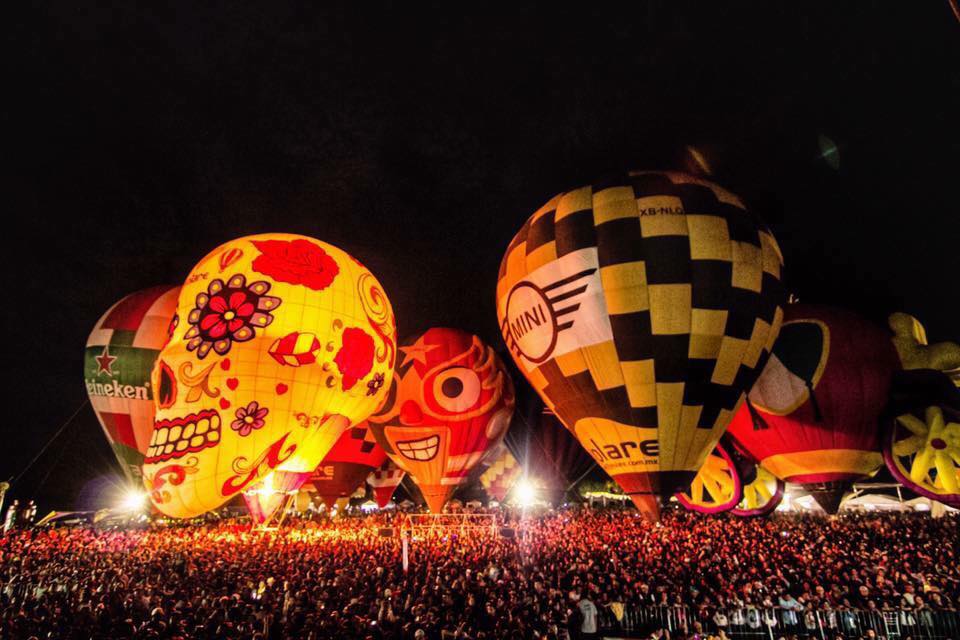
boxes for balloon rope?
[11,399,89,486]
[511,409,582,492]
[805,381,824,422]
[31,421,76,496]
[564,461,599,493]
[745,398,769,431]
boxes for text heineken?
[85,378,150,400]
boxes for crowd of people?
[0,507,957,640]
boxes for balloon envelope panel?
[496,171,785,518]
[480,445,522,502]
[304,421,388,503]
[367,461,405,508]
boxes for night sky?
[6,3,959,511]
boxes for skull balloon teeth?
[145,409,222,463]
[395,435,440,461]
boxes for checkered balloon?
[496,171,785,520]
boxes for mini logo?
[501,268,595,364]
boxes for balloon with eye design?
[143,233,396,518]
[367,327,515,513]
[726,305,898,513]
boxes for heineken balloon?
[85,286,180,483]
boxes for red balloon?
[303,422,387,506]
[727,305,899,511]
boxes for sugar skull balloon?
[368,327,515,512]
[143,233,396,518]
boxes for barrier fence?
[597,605,960,640]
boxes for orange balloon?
[368,328,515,512]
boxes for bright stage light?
[120,489,147,512]
[514,479,536,508]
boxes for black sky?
[5,2,959,510]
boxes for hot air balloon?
[143,234,396,518]
[241,471,305,528]
[674,438,742,514]
[243,422,387,525]
[726,305,899,513]
[496,171,785,519]
[883,313,960,507]
[673,434,785,516]
[85,286,179,483]
[367,461,405,508]
[302,422,387,506]
[732,464,785,517]
[479,445,522,502]
[368,328,515,513]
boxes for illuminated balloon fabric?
[367,462,405,508]
[884,314,960,506]
[889,312,960,380]
[496,171,785,518]
[674,441,742,514]
[727,305,898,494]
[241,471,306,527]
[479,445,522,502]
[143,234,396,518]
[85,286,180,482]
[368,328,516,513]
[246,421,388,521]
[303,422,387,505]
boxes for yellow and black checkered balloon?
[496,171,785,519]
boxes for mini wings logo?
[502,268,595,364]
[499,248,614,370]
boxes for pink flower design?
[231,401,269,437]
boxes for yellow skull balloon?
[143,233,396,517]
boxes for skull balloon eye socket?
[157,360,177,409]
[432,367,481,412]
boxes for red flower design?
[184,274,280,359]
[335,327,375,390]
[251,239,340,291]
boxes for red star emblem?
[95,345,117,376]
[399,335,442,367]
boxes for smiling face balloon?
[143,234,396,518]
[368,328,515,512]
